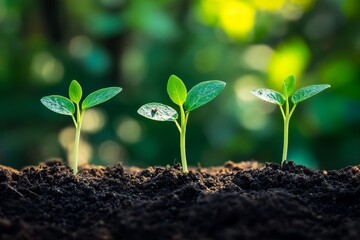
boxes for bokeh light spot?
[69,35,93,59]
[197,0,219,25]
[234,75,264,102]
[238,105,269,130]
[280,0,314,20]
[243,45,273,72]
[31,52,64,84]
[234,75,276,131]
[67,141,92,166]
[83,46,111,75]
[59,127,75,149]
[219,0,255,39]
[121,47,146,86]
[290,0,314,9]
[82,109,106,133]
[116,117,142,144]
[69,35,110,74]
[99,140,125,165]
[253,0,286,12]
[268,38,310,88]
[59,127,92,165]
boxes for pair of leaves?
[251,75,330,106]
[138,75,226,121]
[167,75,226,112]
[41,80,122,116]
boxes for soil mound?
[1,160,359,240]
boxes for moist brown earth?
[1,160,360,240]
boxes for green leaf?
[69,80,82,104]
[282,75,296,98]
[41,95,75,116]
[184,80,226,112]
[250,89,285,105]
[137,103,178,121]
[82,87,122,110]
[167,75,187,106]
[291,84,331,104]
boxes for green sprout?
[41,80,122,174]
[251,75,330,165]
[137,75,226,173]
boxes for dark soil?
[1,160,360,240]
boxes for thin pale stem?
[71,115,78,128]
[281,99,290,165]
[72,104,84,175]
[179,107,188,173]
[73,122,81,174]
[279,105,286,120]
[289,104,297,118]
[281,100,296,166]
[282,116,290,165]
[174,120,181,133]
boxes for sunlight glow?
[198,0,315,38]
[268,38,310,88]
[290,0,314,9]
[219,0,255,39]
[253,0,286,11]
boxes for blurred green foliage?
[0,0,359,170]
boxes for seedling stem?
[138,75,225,173]
[251,75,330,165]
[179,108,189,173]
[280,97,296,165]
[72,103,84,174]
[41,80,122,174]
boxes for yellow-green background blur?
[0,0,359,170]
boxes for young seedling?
[137,75,226,173]
[251,75,330,165]
[41,80,122,174]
